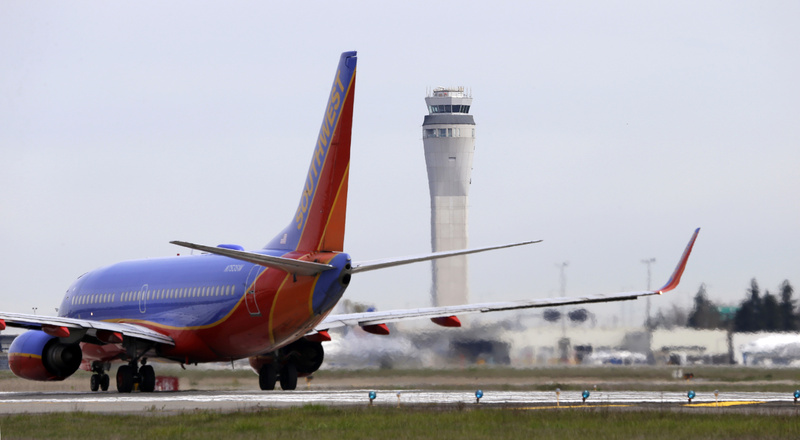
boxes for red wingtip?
[657,228,700,293]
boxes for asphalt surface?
[1,389,798,414]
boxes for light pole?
[556,261,569,344]
[556,261,569,363]
[641,258,656,328]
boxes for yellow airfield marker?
[683,401,764,407]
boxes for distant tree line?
[684,279,798,332]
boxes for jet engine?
[8,330,82,381]
[286,338,325,375]
[249,338,324,377]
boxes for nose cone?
[311,253,351,315]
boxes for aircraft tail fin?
[265,51,357,253]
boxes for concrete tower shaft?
[422,87,475,307]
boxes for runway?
[0,389,797,414]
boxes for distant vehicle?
[0,51,700,393]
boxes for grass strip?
[1,405,798,440]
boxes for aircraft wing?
[317,228,699,331]
[0,312,175,346]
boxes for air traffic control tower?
[423,87,475,307]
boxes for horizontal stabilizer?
[350,240,541,274]
[170,241,334,276]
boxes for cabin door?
[138,284,149,314]
[244,266,264,317]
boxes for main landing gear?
[258,362,298,391]
[115,358,156,393]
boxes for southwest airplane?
[0,51,700,393]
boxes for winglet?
[657,228,700,293]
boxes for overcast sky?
[1,1,798,327]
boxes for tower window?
[439,129,447,137]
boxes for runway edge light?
[555,388,561,407]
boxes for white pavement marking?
[0,389,793,413]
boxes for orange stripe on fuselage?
[318,164,349,252]
[267,272,292,345]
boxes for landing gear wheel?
[279,363,298,391]
[100,373,110,391]
[140,365,156,392]
[259,364,277,390]
[116,365,134,393]
[90,374,100,392]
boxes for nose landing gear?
[89,361,110,392]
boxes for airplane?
[0,51,700,393]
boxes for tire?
[100,373,110,391]
[90,374,100,392]
[259,364,277,391]
[279,363,298,391]
[116,365,134,393]
[140,365,156,392]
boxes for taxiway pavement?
[1,390,798,414]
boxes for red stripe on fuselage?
[154,252,339,362]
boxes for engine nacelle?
[287,338,325,375]
[8,330,82,381]
[249,338,324,377]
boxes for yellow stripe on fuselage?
[103,294,246,332]
[8,353,41,359]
